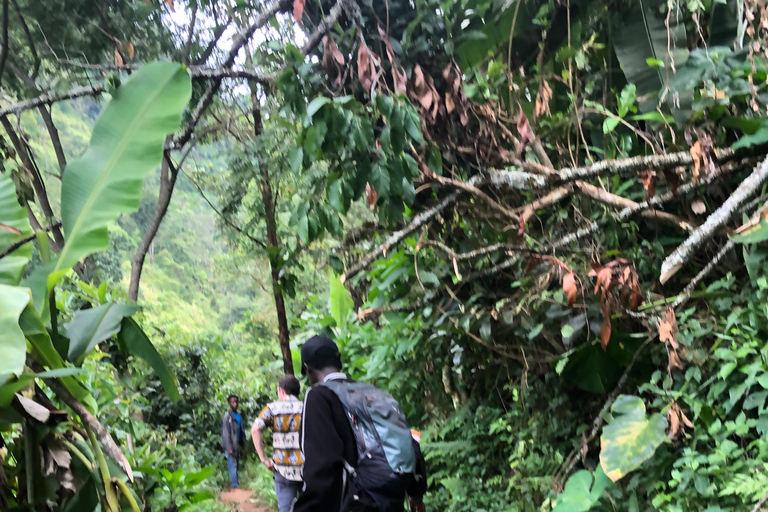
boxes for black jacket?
[221,410,245,457]
[294,377,426,512]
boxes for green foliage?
[0,173,33,286]
[552,467,611,512]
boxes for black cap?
[301,335,342,375]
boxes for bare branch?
[302,0,346,54]
[0,221,61,260]
[194,18,232,65]
[575,181,697,232]
[432,174,520,223]
[172,0,288,149]
[180,169,267,249]
[671,241,735,310]
[660,156,768,283]
[0,85,104,118]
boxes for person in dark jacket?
[293,335,426,512]
[222,394,246,489]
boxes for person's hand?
[262,459,275,471]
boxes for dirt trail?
[219,488,272,512]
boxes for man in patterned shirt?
[252,375,304,512]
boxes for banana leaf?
[0,172,33,286]
[24,61,192,313]
[612,0,688,113]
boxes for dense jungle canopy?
[3,0,768,510]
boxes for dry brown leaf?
[127,43,135,61]
[357,44,376,94]
[640,170,656,197]
[600,316,611,350]
[365,182,377,210]
[377,25,407,95]
[668,349,683,372]
[164,0,175,11]
[534,80,553,119]
[659,307,678,347]
[563,272,577,307]
[114,49,124,69]
[293,0,306,25]
[690,141,702,182]
[691,198,706,214]
[667,405,680,439]
[322,36,344,68]
[516,109,535,150]
[0,222,22,235]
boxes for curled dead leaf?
[640,170,656,197]
[114,48,124,69]
[563,272,577,307]
[377,25,407,95]
[293,0,306,26]
[365,182,378,210]
[357,43,377,94]
[126,43,135,61]
[534,80,553,119]
[516,109,535,151]
[690,141,702,182]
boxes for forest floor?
[219,488,271,512]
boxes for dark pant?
[274,472,302,512]
[226,452,239,488]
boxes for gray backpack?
[321,380,417,511]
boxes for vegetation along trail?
[3,0,768,511]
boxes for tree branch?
[575,181,697,232]
[194,18,232,65]
[181,169,267,249]
[0,221,61,260]
[671,240,735,310]
[660,156,768,283]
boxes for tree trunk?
[250,86,293,375]
[129,149,177,301]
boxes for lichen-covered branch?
[660,156,768,283]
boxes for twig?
[431,174,520,223]
[180,169,267,249]
[671,241,735,310]
[660,156,768,283]
[0,221,61,260]
[752,493,768,512]
[575,181,697,232]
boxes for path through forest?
[219,488,271,512]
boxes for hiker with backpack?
[293,334,427,512]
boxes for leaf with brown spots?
[563,272,577,307]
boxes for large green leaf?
[552,466,612,512]
[600,395,667,482]
[0,173,33,286]
[25,61,191,311]
[612,0,688,113]
[329,274,354,329]
[0,285,31,378]
[117,317,179,402]
[19,303,95,409]
[65,302,141,363]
